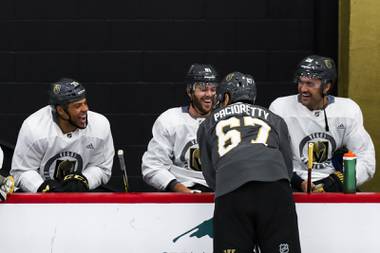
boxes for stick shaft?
[307,142,314,194]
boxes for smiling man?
[269,55,375,192]
[11,78,114,192]
[142,64,218,193]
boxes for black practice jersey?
[197,102,293,197]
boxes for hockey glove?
[61,173,89,192]
[37,179,63,193]
[314,171,344,192]
[291,172,304,192]
[0,175,15,201]
[332,147,349,172]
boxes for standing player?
[142,64,218,193]
[198,72,301,252]
[10,78,114,192]
[269,55,375,192]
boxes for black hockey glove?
[291,172,304,192]
[37,179,63,193]
[331,147,349,172]
[314,171,344,192]
[61,173,89,192]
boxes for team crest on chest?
[44,151,84,180]
[299,132,336,169]
[180,139,202,171]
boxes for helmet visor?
[192,82,217,91]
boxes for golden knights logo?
[313,141,329,162]
[44,151,84,179]
[324,59,333,69]
[225,73,235,81]
[189,148,202,171]
[299,132,336,169]
[52,83,61,94]
[180,139,202,171]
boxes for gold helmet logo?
[324,59,333,69]
[53,84,61,94]
[225,73,234,81]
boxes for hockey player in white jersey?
[10,78,114,192]
[270,55,375,192]
[141,64,218,193]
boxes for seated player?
[269,55,375,192]
[10,78,114,192]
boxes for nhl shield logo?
[279,243,289,253]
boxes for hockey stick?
[117,149,128,192]
[307,142,314,194]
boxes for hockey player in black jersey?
[197,72,301,253]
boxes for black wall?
[0,0,338,191]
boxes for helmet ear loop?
[186,84,196,103]
[56,104,74,123]
[320,80,331,97]
[55,104,70,120]
[320,83,326,97]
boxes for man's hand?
[314,172,344,192]
[300,180,314,192]
[166,179,202,193]
[61,173,89,192]
[37,179,63,192]
[301,171,344,193]
[300,181,325,193]
[172,182,194,193]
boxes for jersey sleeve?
[141,116,177,190]
[343,101,376,186]
[82,118,114,190]
[197,121,215,190]
[10,121,45,192]
[0,146,3,169]
[269,98,282,115]
[277,118,294,179]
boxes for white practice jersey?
[11,106,114,192]
[0,146,3,169]
[269,95,375,185]
[142,106,208,190]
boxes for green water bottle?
[343,151,357,193]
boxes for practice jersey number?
[216,116,271,157]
